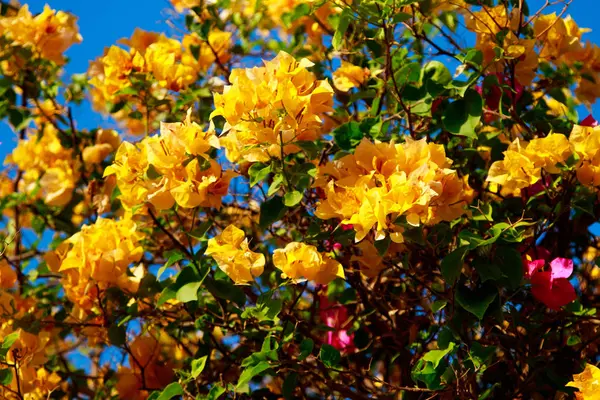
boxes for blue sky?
[1,0,600,158]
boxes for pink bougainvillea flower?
[319,295,355,353]
[580,114,598,127]
[524,249,577,310]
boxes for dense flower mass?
[5,124,80,206]
[273,242,344,284]
[0,4,81,65]
[2,1,600,399]
[315,137,473,242]
[211,51,334,163]
[488,123,600,195]
[45,217,144,311]
[104,109,234,212]
[205,224,265,284]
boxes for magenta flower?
[319,296,355,353]
[581,114,598,127]
[524,249,577,310]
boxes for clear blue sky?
[1,0,599,157]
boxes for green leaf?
[567,335,581,346]
[191,356,208,379]
[374,235,391,256]
[187,220,212,241]
[236,361,271,389]
[432,300,448,313]
[248,163,271,187]
[157,285,177,307]
[423,342,456,369]
[204,384,226,400]
[392,12,411,23]
[282,372,298,399]
[333,8,352,50]
[108,325,126,346]
[442,89,482,138]
[333,121,363,151]
[456,283,498,320]
[157,382,183,400]
[177,280,202,303]
[441,246,468,285]
[204,278,246,307]
[394,62,422,87]
[8,108,31,131]
[145,164,163,180]
[0,332,19,359]
[157,250,185,280]
[319,344,340,368]
[283,190,303,207]
[259,196,286,229]
[494,246,523,289]
[0,369,12,385]
[423,61,451,96]
[298,338,314,361]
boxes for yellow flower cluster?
[534,14,600,105]
[44,217,144,312]
[115,333,184,400]
[333,61,370,92]
[104,109,234,212]
[465,6,538,85]
[567,363,600,400]
[0,291,61,398]
[0,4,81,66]
[0,260,17,289]
[488,124,600,194]
[88,29,231,133]
[487,134,572,194]
[314,137,473,243]
[205,225,265,284]
[273,242,344,285]
[6,125,80,207]
[212,51,333,163]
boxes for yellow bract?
[0,4,81,65]
[273,242,344,284]
[314,137,473,243]
[45,217,144,312]
[567,363,600,400]
[104,109,233,212]
[487,125,600,195]
[211,51,334,163]
[5,125,80,207]
[205,225,265,284]
[333,61,370,92]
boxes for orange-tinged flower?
[273,242,344,284]
[567,363,600,400]
[0,260,17,289]
[333,61,370,92]
[315,137,471,242]
[205,225,265,284]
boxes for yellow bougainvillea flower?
[104,109,232,212]
[0,260,17,289]
[567,363,600,400]
[205,225,265,284]
[0,4,82,64]
[569,124,600,187]
[211,51,333,163]
[5,124,80,207]
[333,61,370,92]
[45,217,145,312]
[273,242,345,284]
[82,129,121,164]
[314,137,473,242]
[486,134,573,195]
[351,240,384,278]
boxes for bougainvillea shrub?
[0,0,599,398]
